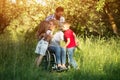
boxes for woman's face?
[49,21,55,30]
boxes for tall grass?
[0,34,120,80]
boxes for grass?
[0,34,120,80]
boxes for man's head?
[55,6,64,20]
[62,22,71,31]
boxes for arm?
[73,32,79,46]
[44,30,53,42]
[36,33,45,40]
[65,38,70,48]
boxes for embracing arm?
[65,38,70,48]
[39,33,45,40]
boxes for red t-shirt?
[64,29,76,48]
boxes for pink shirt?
[64,29,76,48]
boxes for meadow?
[0,34,120,80]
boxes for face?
[62,24,70,31]
[49,21,55,30]
[55,11,64,18]
[62,25,68,31]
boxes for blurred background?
[0,0,120,41]
[0,0,120,80]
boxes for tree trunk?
[104,3,118,35]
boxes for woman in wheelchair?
[48,27,67,71]
[35,20,67,71]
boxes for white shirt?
[45,14,65,23]
[46,30,52,35]
[50,31,64,46]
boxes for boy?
[62,22,79,69]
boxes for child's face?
[62,24,69,31]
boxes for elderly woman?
[48,27,67,70]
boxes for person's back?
[64,29,76,48]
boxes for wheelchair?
[40,48,69,72]
[40,48,57,71]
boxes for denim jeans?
[67,47,77,69]
[48,46,66,64]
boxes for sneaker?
[62,66,68,70]
[57,66,63,72]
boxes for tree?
[96,0,120,35]
[0,0,120,39]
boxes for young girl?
[35,20,58,67]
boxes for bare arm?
[65,38,70,48]
[36,33,45,40]
[73,32,79,46]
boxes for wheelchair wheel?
[40,50,57,71]
[45,50,51,70]
[46,50,57,71]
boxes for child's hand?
[76,41,79,47]
[64,45,67,48]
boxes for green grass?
[0,34,120,80]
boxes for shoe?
[57,66,63,72]
[61,67,68,71]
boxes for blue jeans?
[48,46,66,64]
[67,47,77,69]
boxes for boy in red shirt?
[62,22,79,69]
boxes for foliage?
[0,1,120,80]
[0,0,120,41]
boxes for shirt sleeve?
[59,31,64,41]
